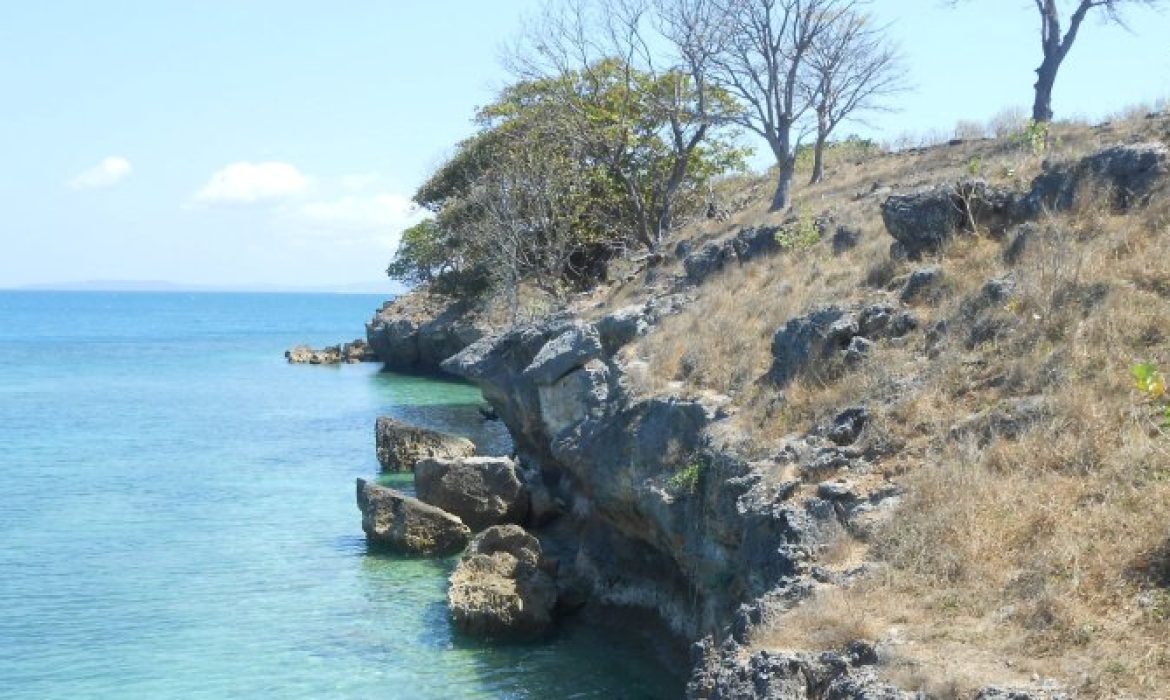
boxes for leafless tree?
[952,1,1162,123]
[1033,1,1162,122]
[803,10,906,184]
[705,0,856,211]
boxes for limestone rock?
[355,478,471,555]
[285,339,375,364]
[769,306,858,386]
[365,293,490,373]
[414,456,529,532]
[447,524,557,640]
[375,417,475,472]
[881,180,1023,259]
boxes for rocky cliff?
[362,132,1170,698]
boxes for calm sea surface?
[0,291,680,699]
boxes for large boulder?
[375,417,475,472]
[447,524,557,640]
[355,478,471,556]
[414,456,529,531]
[880,180,1024,259]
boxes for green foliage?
[668,460,706,494]
[966,156,984,177]
[387,59,747,299]
[775,213,822,251]
[385,220,453,286]
[1013,119,1050,155]
[1131,362,1170,428]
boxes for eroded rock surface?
[356,478,471,555]
[365,293,492,373]
[414,456,529,531]
[375,416,475,472]
[447,524,557,640]
[285,339,376,364]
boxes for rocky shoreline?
[330,142,1167,698]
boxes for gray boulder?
[881,180,1023,258]
[375,417,475,472]
[414,456,529,532]
[355,478,471,555]
[447,524,557,640]
[769,306,858,386]
[899,265,945,304]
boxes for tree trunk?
[809,134,827,185]
[771,156,796,211]
[1032,56,1059,123]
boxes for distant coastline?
[5,280,404,295]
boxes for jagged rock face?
[355,478,471,555]
[375,416,475,472]
[443,299,821,638]
[447,524,557,640]
[1030,142,1168,211]
[364,294,489,373]
[414,456,529,532]
[688,643,915,700]
[768,301,919,388]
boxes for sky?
[1,0,1168,291]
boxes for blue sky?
[1,1,1167,290]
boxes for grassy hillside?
[586,110,1170,696]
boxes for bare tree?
[803,10,905,184]
[951,1,1162,123]
[1032,1,1162,122]
[706,0,855,211]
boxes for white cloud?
[193,161,310,204]
[298,193,424,235]
[68,156,133,190]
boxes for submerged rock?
[355,478,471,555]
[375,416,475,472]
[414,456,529,532]
[447,524,557,640]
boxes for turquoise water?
[0,292,681,699]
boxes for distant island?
[10,279,404,295]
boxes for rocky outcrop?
[355,478,471,555]
[447,524,557,640]
[365,292,493,373]
[375,416,476,472]
[443,297,829,639]
[1029,141,1168,211]
[285,339,376,364]
[688,642,914,700]
[414,456,529,531]
[881,143,1169,258]
[880,180,1024,259]
[768,303,916,386]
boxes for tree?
[1033,1,1162,122]
[706,0,856,211]
[513,0,746,249]
[803,9,905,184]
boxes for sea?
[0,291,682,699]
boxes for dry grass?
[611,112,1170,696]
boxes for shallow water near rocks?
[0,291,682,699]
